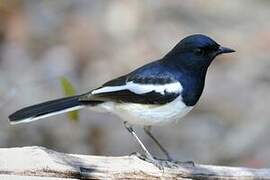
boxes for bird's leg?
[144,126,195,168]
[124,122,154,159]
[123,122,163,170]
[144,126,173,161]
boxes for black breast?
[179,74,205,106]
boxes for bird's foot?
[153,156,173,162]
[130,153,195,169]
[130,152,164,170]
[174,160,195,167]
[152,157,180,168]
[152,158,195,168]
[144,155,164,171]
[129,152,147,158]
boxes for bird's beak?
[217,46,235,55]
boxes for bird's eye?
[194,48,204,56]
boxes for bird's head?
[164,34,235,72]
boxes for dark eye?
[194,48,204,56]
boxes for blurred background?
[0,0,269,168]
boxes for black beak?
[217,46,235,55]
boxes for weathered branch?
[0,146,269,179]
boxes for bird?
[8,34,235,169]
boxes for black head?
[164,34,235,71]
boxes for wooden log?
[0,146,269,179]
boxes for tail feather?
[9,95,85,124]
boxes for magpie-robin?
[9,34,235,169]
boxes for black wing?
[79,72,181,105]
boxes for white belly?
[96,96,193,126]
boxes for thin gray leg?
[123,122,163,170]
[144,126,172,161]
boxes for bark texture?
[0,146,269,179]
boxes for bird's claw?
[150,158,195,169]
[130,152,164,170]
[145,155,164,171]
[129,152,194,170]
[129,152,146,159]
[174,160,195,167]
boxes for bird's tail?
[9,95,86,124]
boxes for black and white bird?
[9,34,235,169]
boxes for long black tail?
[9,95,85,124]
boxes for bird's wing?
[79,73,182,105]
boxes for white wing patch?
[91,81,182,95]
